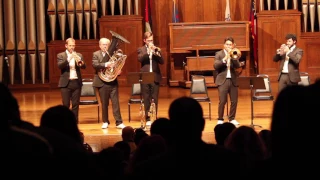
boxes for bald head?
[99,38,111,52]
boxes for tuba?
[98,30,130,82]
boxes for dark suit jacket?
[273,46,303,83]
[137,46,164,83]
[214,50,241,86]
[57,52,86,87]
[92,50,118,87]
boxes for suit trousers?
[60,80,81,122]
[278,73,298,93]
[141,82,160,121]
[98,84,123,125]
[217,79,238,121]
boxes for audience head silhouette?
[214,122,236,146]
[150,118,173,145]
[169,96,205,139]
[122,126,135,141]
[40,105,82,143]
[0,83,21,127]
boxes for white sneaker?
[101,123,108,129]
[116,123,126,129]
[146,121,152,126]
[217,120,224,125]
[230,120,240,126]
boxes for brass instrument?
[228,48,241,60]
[98,31,130,82]
[226,45,244,75]
[276,44,287,55]
[139,100,146,129]
[148,99,157,122]
[148,43,161,57]
[72,52,84,67]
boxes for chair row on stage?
[77,72,311,125]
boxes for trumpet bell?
[77,60,84,66]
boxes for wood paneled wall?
[256,0,320,82]
[150,0,253,85]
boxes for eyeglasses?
[146,40,153,42]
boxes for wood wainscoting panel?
[300,32,320,81]
[257,10,301,82]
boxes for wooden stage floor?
[11,84,277,152]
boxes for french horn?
[98,31,130,82]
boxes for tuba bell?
[98,30,130,82]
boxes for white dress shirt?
[282,45,295,73]
[147,45,153,72]
[224,49,231,78]
[66,50,78,80]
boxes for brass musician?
[273,33,303,93]
[137,31,164,128]
[57,38,86,122]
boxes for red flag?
[145,0,152,32]
[249,0,258,71]
[172,0,180,22]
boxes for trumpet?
[148,43,161,57]
[72,52,84,67]
[276,44,288,55]
[148,99,157,122]
[139,100,146,129]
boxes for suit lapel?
[143,46,147,54]
[98,50,104,62]
[222,50,226,58]
[290,46,297,54]
[63,52,68,60]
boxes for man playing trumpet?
[57,38,86,123]
[273,34,303,93]
[137,31,164,128]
